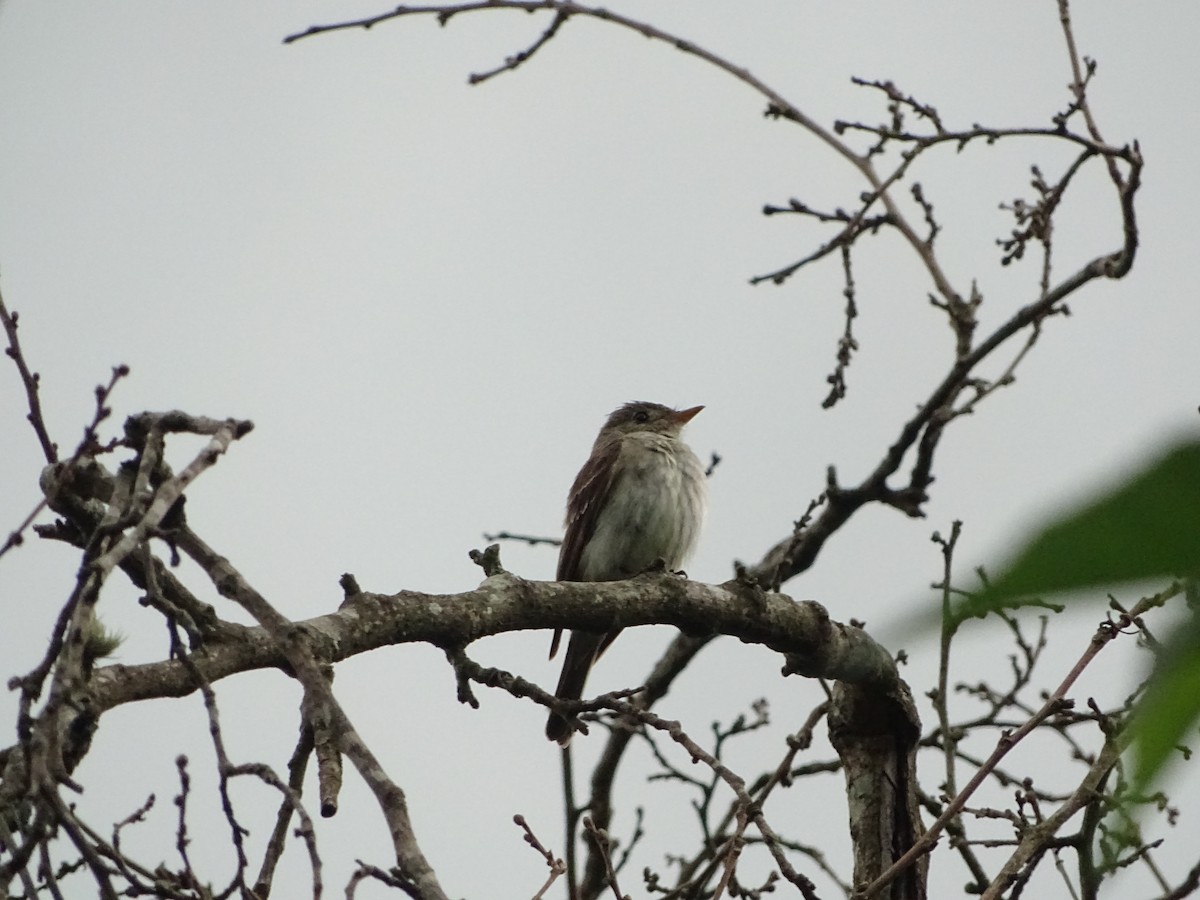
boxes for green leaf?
[1133,617,1200,788]
[954,441,1200,622]
[942,439,1200,789]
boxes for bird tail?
[545,631,607,746]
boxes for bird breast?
[578,433,707,581]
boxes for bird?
[546,401,707,745]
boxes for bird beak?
[673,405,704,424]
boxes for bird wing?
[548,436,622,659]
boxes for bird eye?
[632,410,650,424]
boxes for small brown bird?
[546,401,707,745]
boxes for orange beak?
[673,405,704,424]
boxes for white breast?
[579,433,707,581]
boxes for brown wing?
[547,437,621,659]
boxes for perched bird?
[546,401,707,745]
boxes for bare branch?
[0,281,57,464]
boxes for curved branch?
[751,174,1143,591]
[286,1,978,307]
[87,572,894,715]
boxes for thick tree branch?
[86,571,894,715]
[831,680,926,900]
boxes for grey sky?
[1,3,1197,896]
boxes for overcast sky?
[1,3,1197,897]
